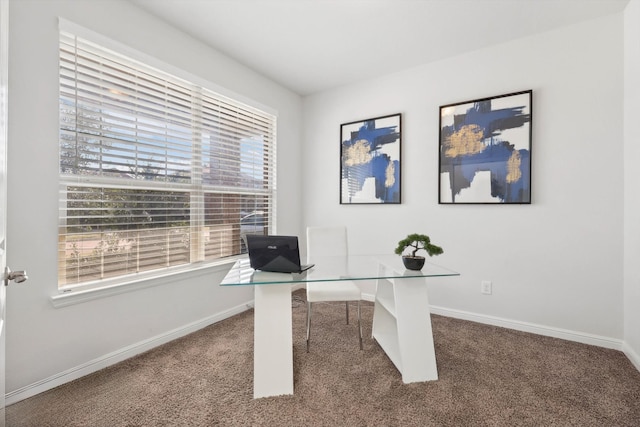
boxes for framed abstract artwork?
[439,90,532,204]
[340,113,401,204]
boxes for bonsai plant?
[394,233,444,270]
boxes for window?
[58,32,276,289]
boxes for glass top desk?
[221,254,459,399]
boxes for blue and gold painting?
[340,114,401,204]
[439,90,532,204]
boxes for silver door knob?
[3,267,28,286]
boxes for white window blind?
[58,31,276,289]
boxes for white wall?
[624,0,640,367]
[303,14,625,342]
[5,0,302,399]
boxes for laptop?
[246,235,314,273]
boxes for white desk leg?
[395,278,438,383]
[253,284,293,398]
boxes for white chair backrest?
[307,226,348,258]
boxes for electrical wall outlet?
[481,280,492,295]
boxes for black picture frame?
[340,113,401,204]
[439,90,532,204]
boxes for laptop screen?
[246,235,311,273]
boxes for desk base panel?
[253,284,293,398]
[373,277,438,383]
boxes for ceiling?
[130,0,629,96]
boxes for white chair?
[306,226,362,352]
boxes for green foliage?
[394,233,443,258]
[66,187,190,233]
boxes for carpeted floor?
[6,290,640,426]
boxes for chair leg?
[357,300,362,350]
[306,301,312,352]
[308,300,362,351]
[345,301,350,325]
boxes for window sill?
[50,258,241,308]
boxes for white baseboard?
[364,294,625,351]
[5,301,253,406]
[428,305,624,350]
[362,292,375,302]
[6,297,636,405]
[623,342,640,372]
